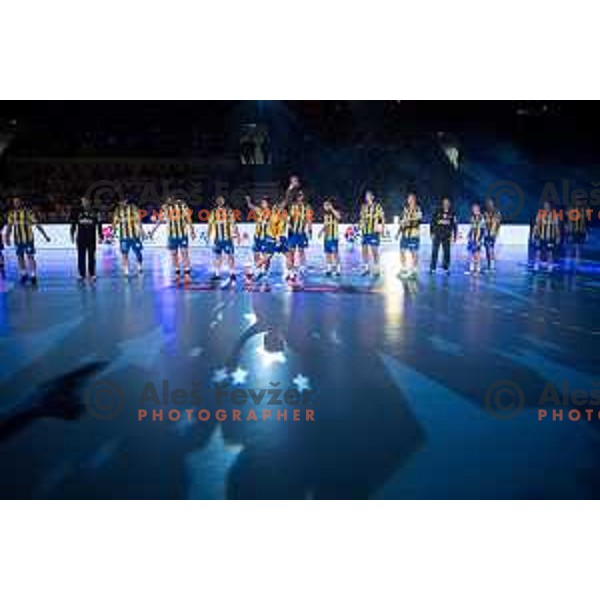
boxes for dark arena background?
[1,100,599,500]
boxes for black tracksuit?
[430,208,458,270]
[0,211,5,274]
[71,208,102,278]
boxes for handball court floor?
[1,238,600,499]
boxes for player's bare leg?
[181,248,192,282]
[227,254,236,281]
[533,249,541,272]
[547,250,554,272]
[399,248,407,275]
[28,255,38,284]
[286,250,295,280]
[171,249,180,281]
[372,246,380,276]
[298,247,306,275]
[474,250,481,275]
[17,255,27,283]
[121,252,130,277]
[325,253,333,276]
[211,254,222,280]
[361,245,370,275]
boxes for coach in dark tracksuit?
[430,197,458,273]
[70,197,103,282]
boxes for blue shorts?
[324,239,339,254]
[253,237,268,253]
[535,238,556,252]
[120,237,143,255]
[569,232,587,245]
[264,236,287,255]
[213,240,234,255]
[484,235,497,249]
[288,233,309,249]
[168,236,189,251]
[468,239,482,253]
[16,242,35,257]
[400,237,420,251]
[362,233,381,247]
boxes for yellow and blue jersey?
[8,208,37,244]
[400,206,422,239]
[360,202,384,235]
[468,214,486,246]
[162,201,192,239]
[534,212,561,242]
[113,204,141,239]
[288,203,312,235]
[266,208,288,240]
[323,212,339,241]
[484,210,502,239]
[568,207,587,235]
[254,207,271,240]
[208,207,237,242]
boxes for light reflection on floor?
[1,239,600,499]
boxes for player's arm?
[70,208,78,243]
[359,206,365,231]
[378,206,385,233]
[415,208,423,225]
[307,205,313,238]
[149,205,166,239]
[396,210,405,239]
[330,207,341,221]
[134,207,146,240]
[5,213,13,245]
[232,217,241,244]
[33,213,50,242]
[112,210,120,238]
[96,213,103,241]
[186,206,197,239]
[429,211,437,239]
[207,211,215,243]
[245,194,259,213]
[451,213,458,242]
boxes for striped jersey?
[568,207,587,234]
[323,211,339,241]
[469,214,486,243]
[113,203,141,239]
[534,212,561,241]
[399,205,422,239]
[288,203,312,235]
[254,207,271,240]
[360,202,384,235]
[8,208,37,244]
[266,208,288,239]
[208,207,237,241]
[162,201,192,238]
[484,210,502,238]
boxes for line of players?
[0,177,589,285]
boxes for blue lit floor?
[1,238,600,499]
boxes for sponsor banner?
[21,224,531,249]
